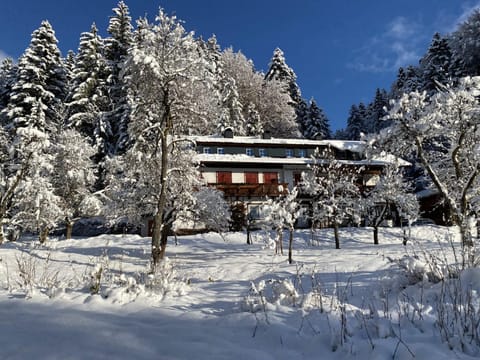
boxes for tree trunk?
[373,226,379,245]
[275,228,284,255]
[0,223,4,245]
[334,223,340,249]
[39,227,50,244]
[460,220,474,268]
[151,119,171,268]
[66,219,74,240]
[288,228,293,264]
[151,212,164,268]
[159,222,171,260]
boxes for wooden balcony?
[213,183,289,198]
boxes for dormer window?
[246,148,254,156]
[259,148,267,157]
[217,147,225,155]
[203,147,211,154]
[285,149,294,158]
[298,149,306,158]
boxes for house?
[188,131,404,229]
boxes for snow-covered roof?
[370,154,411,167]
[196,153,400,167]
[188,135,365,153]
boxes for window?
[259,148,267,157]
[203,147,211,154]
[246,148,254,156]
[285,149,294,158]
[298,149,306,158]
[217,147,225,155]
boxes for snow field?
[0,226,479,359]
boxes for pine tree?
[218,76,245,135]
[104,1,134,154]
[7,101,63,243]
[368,88,389,133]
[420,33,453,95]
[245,102,263,136]
[391,66,420,99]
[64,50,76,85]
[0,58,16,111]
[451,9,480,76]
[345,103,366,140]
[265,48,302,131]
[304,99,331,139]
[66,23,112,187]
[2,21,67,132]
[0,21,67,243]
[296,98,309,138]
[265,48,301,103]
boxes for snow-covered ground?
[0,226,479,359]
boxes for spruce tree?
[304,99,331,140]
[296,98,309,138]
[345,103,367,140]
[217,77,245,135]
[104,1,133,154]
[0,58,16,111]
[265,48,303,131]
[2,21,67,132]
[451,9,480,76]
[420,33,453,95]
[66,23,111,187]
[368,88,389,133]
[245,102,263,136]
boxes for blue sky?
[1,1,479,131]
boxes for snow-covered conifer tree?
[304,99,331,140]
[0,58,16,111]
[104,1,134,154]
[66,23,112,188]
[9,102,63,243]
[451,10,480,77]
[419,33,454,96]
[366,88,389,133]
[345,104,366,140]
[391,66,421,100]
[217,76,245,135]
[265,48,301,105]
[2,21,67,132]
[0,21,67,243]
[265,47,303,132]
[245,103,263,136]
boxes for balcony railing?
[213,183,289,198]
